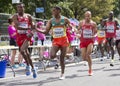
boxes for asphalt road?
[0,54,120,86]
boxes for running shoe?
[100,58,104,61]
[26,66,31,76]
[88,70,93,76]
[110,63,114,66]
[32,68,37,78]
[54,64,59,69]
[59,74,65,80]
[19,63,26,67]
[110,60,114,66]
[12,64,19,69]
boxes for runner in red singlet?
[104,11,119,66]
[12,3,37,78]
[78,11,97,76]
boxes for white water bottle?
[38,40,42,46]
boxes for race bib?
[53,27,65,38]
[97,30,105,37]
[83,29,92,38]
[116,30,120,40]
[106,25,114,33]
[18,30,27,34]
[19,22,28,28]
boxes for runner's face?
[52,8,59,17]
[17,5,24,13]
[109,13,113,19]
[101,20,105,26]
[85,13,91,21]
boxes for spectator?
[8,18,25,68]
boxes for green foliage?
[69,0,115,23]
[113,0,120,17]
[0,0,118,23]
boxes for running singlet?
[83,29,92,38]
[105,21,116,38]
[16,14,32,47]
[51,16,66,38]
[116,30,120,40]
[17,14,30,34]
[97,30,105,38]
[97,24,105,38]
[80,20,94,42]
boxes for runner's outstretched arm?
[36,20,52,34]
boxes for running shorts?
[98,37,106,44]
[16,33,32,47]
[106,38,115,46]
[9,38,17,46]
[52,36,69,47]
[80,40,94,48]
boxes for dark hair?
[53,6,62,12]
[8,18,13,24]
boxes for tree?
[69,0,115,23]
[0,0,15,14]
[113,0,120,17]
[0,0,117,23]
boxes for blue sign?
[36,7,44,13]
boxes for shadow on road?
[77,67,106,72]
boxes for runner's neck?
[54,15,61,19]
[85,19,92,24]
[108,18,114,22]
[18,12,24,16]
[54,15,62,23]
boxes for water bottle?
[37,40,42,46]
[44,40,47,46]
[48,39,52,46]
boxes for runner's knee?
[20,49,25,54]
[81,54,85,58]
[86,54,91,58]
[50,53,56,59]
[81,54,87,61]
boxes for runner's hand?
[27,32,33,38]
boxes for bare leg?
[98,43,104,57]
[18,53,23,64]
[86,43,93,71]
[81,48,87,61]
[10,50,16,65]
[25,50,34,69]
[116,42,120,59]
[105,41,110,58]
[50,46,59,59]
[20,40,29,66]
[59,46,68,74]
[111,39,115,60]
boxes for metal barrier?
[0,35,9,46]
